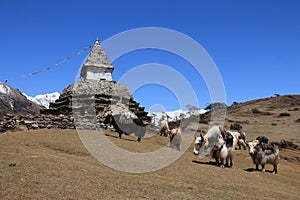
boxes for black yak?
[104,114,149,142]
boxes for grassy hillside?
[1,95,300,199]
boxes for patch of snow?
[23,92,60,108]
[149,109,207,126]
[0,82,11,94]
[8,99,14,110]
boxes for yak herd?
[104,114,280,174]
[193,126,280,173]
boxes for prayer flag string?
[3,46,92,83]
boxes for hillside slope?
[0,82,44,119]
[224,95,300,144]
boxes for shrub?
[251,108,261,114]
[205,102,227,111]
[279,112,291,117]
[252,108,273,115]
[274,140,299,150]
[231,102,239,106]
[230,123,243,130]
[287,95,294,99]
[199,115,209,124]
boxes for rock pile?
[0,113,74,132]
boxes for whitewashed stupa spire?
[80,37,114,81]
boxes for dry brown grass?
[1,128,300,199]
[1,95,300,199]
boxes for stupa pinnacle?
[80,37,114,81]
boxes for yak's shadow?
[104,132,137,142]
[104,133,119,139]
[192,160,219,167]
[192,160,235,168]
[244,168,274,173]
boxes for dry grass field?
[1,95,300,199]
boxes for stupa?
[41,38,150,130]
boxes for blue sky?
[0,0,299,111]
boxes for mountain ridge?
[0,82,44,118]
[23,92,60,109]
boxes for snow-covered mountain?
[148,109,207,126]
[23,92,60,108]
